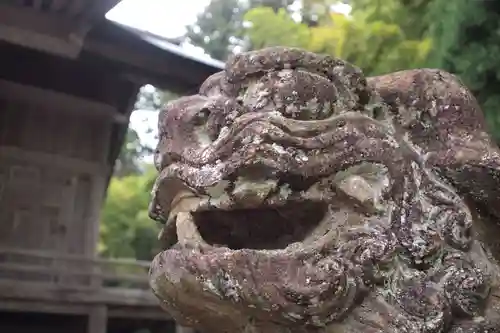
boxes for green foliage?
[244,5,431,76]
[251,0,296,12]
[99,165,161,260]
[424,0,500,141]
[244,8,311,49]
[349,0,431,39]
[103,84,176,259]
[114,129,152,178]
[185,0,294,60]
[185,0,247,60]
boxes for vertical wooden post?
[88,305,107,333]
[86,174,107,289]
[176,324,195,333]
[85,174,107,258]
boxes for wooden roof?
[0,0,224,91]
[83,20,225,94]
[0,0,121,56]
[3,0,120,19]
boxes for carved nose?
[190,107,219,145]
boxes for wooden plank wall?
[0,95,112,278]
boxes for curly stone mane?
[148,47,500,333]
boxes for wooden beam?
[88,305,107,333]
[120,71,198,95]
[86,174,107,259]
[49,0,70,12]
[82,22,223,95]
[0,247,151,267]
[0,146,109,175]
[0,4,92,58]
[83,26,223,89]
[87,0,122,18]
[0,79,127,124]
[0,299,89,315]
[83,39,181,81]
[0,282,162,307]
[0,300,172,321]
[0,262,149,285]
[107,307,172,320]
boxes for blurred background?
[0,0,498,332]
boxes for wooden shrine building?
[0,1,224,332]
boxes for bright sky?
[106,0,210,38]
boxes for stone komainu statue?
[147,47,500,333]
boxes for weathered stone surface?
[148,47,500,333]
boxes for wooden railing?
[0,247,151,291]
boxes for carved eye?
[192,108,211,126]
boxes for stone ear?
[369,68,500,220]
[427,138,500,220]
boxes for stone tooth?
[168,196,204,223]
[176,212,207,245]
[158,221,177,249]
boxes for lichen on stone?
[148,46,500,333]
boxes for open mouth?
[159,195,329,252]
[153,165,387,252]
[192,201,327,250]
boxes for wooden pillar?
[176,324,195,333]
[88,305,107,333]
[87,173,106,290]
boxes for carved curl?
[148,47,500,333]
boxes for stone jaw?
[148,46,500,333]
